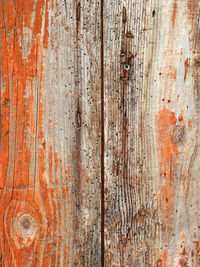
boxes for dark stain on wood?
[173,125,186,146]
[120,53,137,82]
[76,101,82,128]
[126,31,134,38]
[76,2,81,21]
[122,7,127,23]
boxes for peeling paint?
[156,109,178,230]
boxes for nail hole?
[124,64,130,71]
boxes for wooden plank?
[104,0,200,266]
[0,0,101,266]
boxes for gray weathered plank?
[104,0,200,266]
[41,1,102,265]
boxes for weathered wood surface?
[0,0,199,266]
[104,0,200,266]
[0,0,101,266]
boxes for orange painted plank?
[0,0,101,265]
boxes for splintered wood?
[0,0,199,266]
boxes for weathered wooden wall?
[0,0,199,266]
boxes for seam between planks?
[100,0,105,266]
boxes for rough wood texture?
[104,0,200,266]
[0,0,199,266]
[0,0,101,266]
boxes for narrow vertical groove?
[100,0,104,266]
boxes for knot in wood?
[14,213,38,247]
[4,200,41,250]
[18,214,34,236]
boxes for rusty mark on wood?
[184,58,189,81]
[166,65,177,80]
[172,0,177,29]
[155,250,167,267]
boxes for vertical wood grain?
[0,0,199,266]
[104,0,199,266]
[0,0,101,266]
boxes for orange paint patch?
[188,119,192,127]
[49,143,54,184]
[85,176,91,182]
[184,58,189,81]
[178,114,183,121]
[172,0,177,29]
[0,0,53,265]
[43,0,50,48]
[192,239,200,265]
[179,248,189,267]
[187,0,196,21]
[156,109,178,230]
[155,250,168,267]
[166,69,177,80]
[182,181,187,191]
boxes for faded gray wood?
[104,0,200,266]
[0,0,199,266]
[41,1,102,265]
